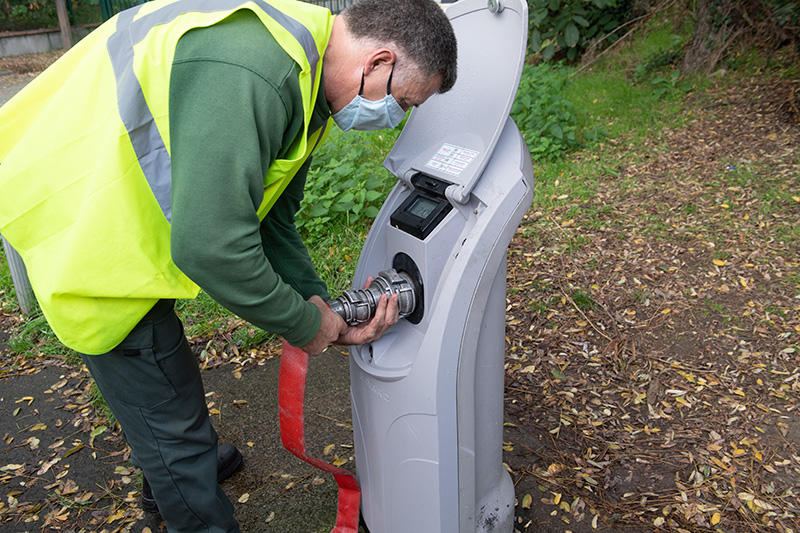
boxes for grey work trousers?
[82,299,238,533]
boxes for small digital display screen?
[408,196,439,219]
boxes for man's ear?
[363,48,396,75]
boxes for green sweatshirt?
[168,10,331,347]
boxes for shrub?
[528,0,634,61]
[511,63,582,159]
[296,128,399,240]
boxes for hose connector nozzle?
[326,269,417,326]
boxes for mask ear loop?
[357,70,366,96]
[387,62,395,95]
[358,62,395,97]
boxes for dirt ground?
[0,51,799,532]
[503,76,800,532]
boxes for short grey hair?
[342,0,458,93]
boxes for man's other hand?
[336,288,400,346]
[300,296,347,355]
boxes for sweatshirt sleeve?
[168,55,321,347]
[260,156,330,301]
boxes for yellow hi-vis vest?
[0,0,334,354]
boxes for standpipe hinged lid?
[382,0,528,204]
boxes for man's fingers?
[387,294,400,324]
[371,294,387,326]
[334,293,402,346]
[368,294,399,340]
[374,294,398,331]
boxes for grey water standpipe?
[327,0,532,531]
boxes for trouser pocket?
[82,309,184,410]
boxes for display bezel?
[390,177,453,240]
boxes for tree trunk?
[681,0,736,74]
[55,0,72,50]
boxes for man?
[0,0,457,530]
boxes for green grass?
[764,304,787,318]
[0,244,18,313]
[566,19,695,131]
[527,295,560,315]
[1,303,80,362]
[681,202,697,215]
[1,241,60,358]
[721,163,759,188]
[307,224,370,295]
[175,291,231,338]
[704,298,729,315]
[618,17,692,67]
[566,69,687,141]
[527,300,549,314]
[231,326,274,351]
[701,298,735,325]
[775,223,800,245]
[522,16,699,233]
[88,381,117,427]
[631,288,650,304]
[567,235,591,252]
[570,289,595,311]
[712,159,799,231]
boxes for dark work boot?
[217,443,243,482]
[141,476,158,514]
[140,444,243,512]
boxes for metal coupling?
[326,269,417,326]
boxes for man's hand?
[299,296,348,355]
[336,279,400,345]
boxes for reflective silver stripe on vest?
[107,0,322,222]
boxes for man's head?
[323,0,457,129]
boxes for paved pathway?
[0,345,353,532]
[0,73,33,106]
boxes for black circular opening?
[392,252,424,324]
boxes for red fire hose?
[278,340,361,533]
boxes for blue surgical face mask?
[333,64,407,131]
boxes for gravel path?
[0,72,34,106]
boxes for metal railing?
[302,0,354,13]
[100,0,355,20]
[99,0,148,21]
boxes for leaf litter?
[504,74,799,532]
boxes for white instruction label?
[425,143,479,176]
